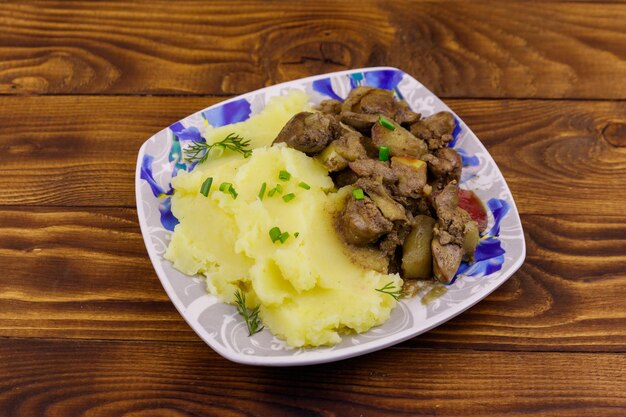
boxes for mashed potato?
[165,91,402,347]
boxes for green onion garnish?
[279,232,290,243]
[298,182,311,190]
[278,170,291,181]
[378,115,396,131]
[268,184,283,197]
[200,177,213,197]
[258,182,267,200]
[378,146,390,161]
[352,188,365,200]
[219,182,237,199]
[294,232,300,238]
[269,227,290,244]
[269,227,282,243]
[282,193,296,202]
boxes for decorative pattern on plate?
[136,67,526,366]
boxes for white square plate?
[136,67,526,366]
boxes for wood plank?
[0,207,190,341]
[0,338,624,417]
[0,96,220,206]
[1,1,626,98]
[1,208,625,351]
[1,95,625,214]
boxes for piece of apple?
[371,119,428,158]
[458,189,488,232]
[393,155,427,172]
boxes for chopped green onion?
[219,182,237,199]
[278,170,291,181]
[352,188,365,200]
[200,177,213,197]
[298,182,311,190]
[378,146,390,161]
[269,227,290,244]
[294,232,300,238]
[258,182,267,200]
[282,193,296,202]
[378,115,396,131]
[269,227,282,243]
[268,184,283,197]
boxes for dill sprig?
[375,282,403,301]
[185,132,252,164]
[234,289,264,336]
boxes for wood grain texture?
[1,95,625,213]
[1,1,626,98]
[0,339,624,417]
[1,1,625,415]
[0,207,187,341]
[2,208,625,351]
[0,95,220,206]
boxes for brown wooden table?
[1,1,625,416]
